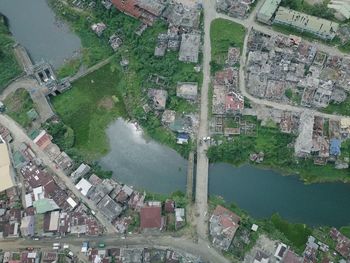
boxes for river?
[3,0,350,228]
[0,0,81,68]
[101,118,350,227]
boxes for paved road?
[194,0,217,241]
[0,234,230,263]
[0,114,117,234]
[215,2,350,121]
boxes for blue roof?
[330,138,341,156]
[177,133,189,139]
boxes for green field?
[4,88,35,128]
[340,226,350,238]
[51,63,127,160]
[322,96,350,116]
[0,15,22,90]
[210,18,245,70]
[270,214,312,252]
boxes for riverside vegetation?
[0,14,22,90]
[49,0,202,162]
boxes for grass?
[210,18,245,67]
[322,95,350,116]
[270,214,311,252]
[0,15,22,90]
[51,62,127,160]
[4,88,35,128]
[57,58,81,79]
[340,226,350,238]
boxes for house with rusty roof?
[112,0,165,25]
[209,205,240,251]
[140,201,165,231]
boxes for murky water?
[0,0,81,68]
[101,118,350,227]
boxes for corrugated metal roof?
[258,0,281,20]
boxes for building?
[330,138,341,156]
[175,208,185,229]
[91,23,107,37]
[148,89,168,110]
[176,133,189,144]
[71,163,91,183]
[209,205,240,251]
[328,0,350,20]
[0,138,15,193]
[294,112,314,157]
[140,201,164,230]
[43,211,60,232]
[256,0,281,24]
[33,130,52,150]
[76,178,93,196]
[274,7,339,40]
[274,243,288,261]
[33,198,59,214]
[97,195,123,222]
[20,216,35,237]
[253,250,269,263]
[225,91,244,114]
[179,33,201,63]
[176,82,198,101]
[111,0,165,25]
[162,3,201,30]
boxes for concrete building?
[295,112,314,157]
[0,137,15,193]
[75,178,93,197]
[97,195,123,222]
[71,163,91,183]
[256,0,281,24]
[176,82,198,101]
[20,216,35,237]
[179,33,201,63]
[274,7,339,40]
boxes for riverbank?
[209,195,350,262]
[207,118,350,183]
[0,14,22,90]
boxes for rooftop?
[274,7,339,39]
[0,140,15,192]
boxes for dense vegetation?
[322,96,350,116]
[4,88,35,128]
[210,18,245,72]
[52,63,127,160]
[50,1,202,159]
[0,14,22,90]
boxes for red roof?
[213,205,240,224]
[140,206,162,229]
[112,0,142,19]
[225,93,244,112]
[34,132,52,150]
